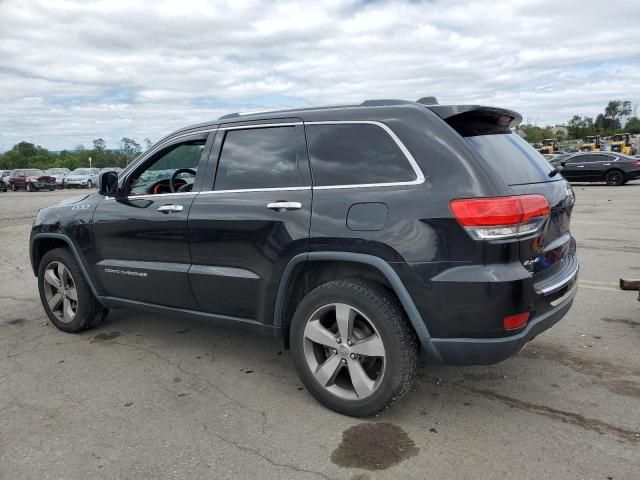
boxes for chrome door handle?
[266,201,302,211]
[576,165,584,168]
[157,204,184,213]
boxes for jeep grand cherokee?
[30,98,578,416]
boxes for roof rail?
[360,99,412,107]
[416,96,439,105]
[218,112,241,120]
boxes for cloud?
[1,0,639,150]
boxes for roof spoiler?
[426,105,522,136]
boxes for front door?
[90,132,213,308]
[188,121,311,322]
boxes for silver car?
[63,168,101,188]
[44,168,71,187]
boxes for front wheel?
[87,180,92,188]
[290,279,418,417]
[38,248,107,333]
[26,183,34,192]
[605,170,624,186]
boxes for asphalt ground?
[1,184,639,479]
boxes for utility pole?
[89,156,92,168]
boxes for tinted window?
[306,124,416,186]
[215,127,300,190]
[465,133,553,185]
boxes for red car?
[9,169,56,192]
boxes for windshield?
[465,132,555,185]
[24,169,44,176]
[72,169,90,175]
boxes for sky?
[1,0,639,151]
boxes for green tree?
[93,138,106,152]
[624,116,640,134]
[120,137,142,158]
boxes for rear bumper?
[424,282,577,365]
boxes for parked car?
[63,168,101,188]
[0,176,7,192]
[44,168,71,188]
[100,167,122,174]
[30,98,578,416]
[560,152,640,185]
[9,169,56,191]
[1,169,12,183]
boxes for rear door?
[188,120,312,322]
[561,154,586,181]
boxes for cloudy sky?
[1,0,639,151]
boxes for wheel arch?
[274,252,440,361]
[31,233,100,297]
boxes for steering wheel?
[170,168,196,193]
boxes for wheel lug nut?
[341,358,347,365]
[336,337,341,343]
[350,353,357,360]
[347,340,353,346]
[332,349,337,354]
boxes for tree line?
[0,137,152,171]
[519,100,640,145]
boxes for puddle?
[91,331,121,342]
[331,423,418,471]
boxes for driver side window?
[128,141,205,196]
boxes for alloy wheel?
[43,261,78,323]
[606,171,622,186]
[303,303,386,400]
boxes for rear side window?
[306,124,416,186]
[464,133,554,185]
[215,127,301,190]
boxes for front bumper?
[425,281,577,365]
[64,179,89,186]
[31,181,56,189]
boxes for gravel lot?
[1,185,639,480]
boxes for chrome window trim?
[304,120,426,190]
[104,191,197,201]
[199,186,311,195]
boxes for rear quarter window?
[465,133,554,185]
[306,123,416,186]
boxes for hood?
[55,193,91,206]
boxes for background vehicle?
[30,98,578,416]
[100,167,122,174]
[538,138,559,154]
[579,135,602,152]
[0,177,7,192]
[63,168,101,188]
[9,169,56,191]
[1,170,12,189]
[610,133,637,156]
[560,152,640,185]
[44,167,71,188]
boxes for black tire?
[38,248,107,333]
[26,183,33,192]
[605,169,624,186]
[11,183,17,191]
[290,278,418,417]
[87,180,92,188]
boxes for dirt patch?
[463,372,502,382]
[601,317,639,328]
[331,423,419,471]
[5,318,25,325]
[91,331,121,342]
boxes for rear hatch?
[428,105,576,286]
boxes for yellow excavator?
[610,133,637,155]
[538,138,559,155]
[579,135,602,152]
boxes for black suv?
[559,152,640,186]
[30,98,579,416]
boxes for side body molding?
[274,251,442,362]
[30,233,101,298]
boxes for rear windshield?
[465,133,554,185]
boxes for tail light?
[633,161,640,168]
[449,195,550,240]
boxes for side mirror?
[98,171,119,196]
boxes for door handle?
[266,201,302,211]
[157,204,184,213]
[576,165,584,168]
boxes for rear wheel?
[38,248,107,333]
[605,169,624,186]
[26,183,34,192]
[11,183,17,191]
[290,279,418,417]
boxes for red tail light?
[503,312,530,330]
[449,195,550,240]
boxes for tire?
[290,278,418,417]
[26,183,33,192]
[605,169,624,186]
[11,183,17,191]
[87,180,92,188]
[38,248,107,333]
